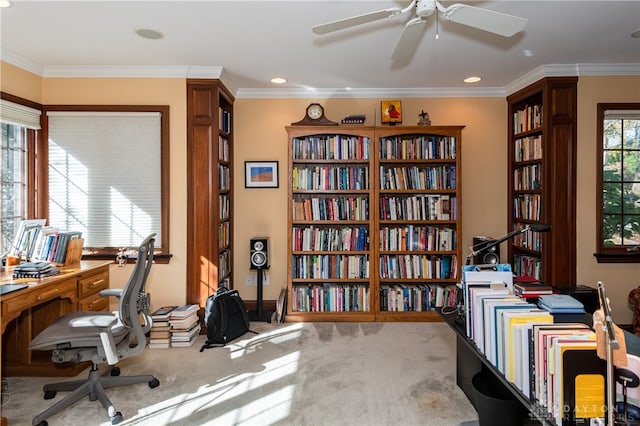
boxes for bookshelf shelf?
[286,125,463,322]
[507,77,577,286]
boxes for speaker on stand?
[472,236,500,265]
[248,237,273,322]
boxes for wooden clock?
[291,103,338,126]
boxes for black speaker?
[250,237,269,269]
[472,236,500,265]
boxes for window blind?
[0,99,41,129]
[46,111,161,248]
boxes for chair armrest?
[99,288,123,298]
[70,315,119,364]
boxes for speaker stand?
[248,268,273,323]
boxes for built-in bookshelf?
[186,79,235,312]
[375,126,463,321]
[507,77,577,286]
[286,125,463,322]
[287,126,375,321]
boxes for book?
[152,305,178,321]
[538,294,584,313]
[170,304,199,318]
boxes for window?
[596,103,640,263]
[45,106,170,259]
[0,97,40,255]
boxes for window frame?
[1,92,172,264]
[0,93,41,255]
[595,102,640,263]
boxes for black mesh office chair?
[29,233,160,426]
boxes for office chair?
[29,233,160,426]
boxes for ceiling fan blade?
[313,7,404,35]
[391,17,427,63]
[442,3,527,37]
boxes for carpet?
[1,322,478,426]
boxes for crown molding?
[505,63,640,95]
[2,48,637,99]
[235,86,507,99]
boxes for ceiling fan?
[312,0,528,63]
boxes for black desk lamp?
[465,223,551,266]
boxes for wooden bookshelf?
[286,125,463,322]
[507,77,577,286]
[186,79,235,310]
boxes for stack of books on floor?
[149,305,178,349]
[169,304,200,347]
[12,261,59,279]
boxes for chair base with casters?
[29,234,160,426]
[33,364,159,426]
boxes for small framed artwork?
[245,161,279,188]
[381,100,402,124]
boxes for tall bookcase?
[286,125,463,322]
[186,79,235,309]
[507,77,577,286]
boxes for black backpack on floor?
[199,286,256,352]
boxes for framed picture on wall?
[381,100,402,124]
[245,161,279,188]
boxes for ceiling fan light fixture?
[464,76,481,83]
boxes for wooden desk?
[1,261,111,377]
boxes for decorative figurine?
[418,110,431,126]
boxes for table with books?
[440,271,610,426]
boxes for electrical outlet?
[245,274,256,286]
[263,273,270,285]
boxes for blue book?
[537,294,584,312]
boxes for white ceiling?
[1,0,639,98]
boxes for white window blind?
[0,99,41,129]
[47,111,161,248]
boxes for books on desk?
[12,261,59,278]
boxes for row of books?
[513,193,542,221]
[292,196,369,221]
[291,283,369,313]
[379,194,456,221]
[513,103,542,134]
[379,254,457,280]
[379,225,455,252]
[292,165,370,191]
[292,225,369,252]
[292,135,371,161]
[514,134,543,162]
[379,165,456,191]
[513,164,542,191]
[291,254,369,279]
[379,283,456,312]
[379,135,457,160]
[9,219,82,264]
[149,304,201,348]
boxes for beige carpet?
[1,322,478,426]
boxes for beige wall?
[575,76,640,323]
[3,61,639,323]
[234,97,508,306]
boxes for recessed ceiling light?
[632,30,640,38]
[271,77,287,84]
[0,0,11,8]
[464,76,482,83]
[135,29,164,40]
